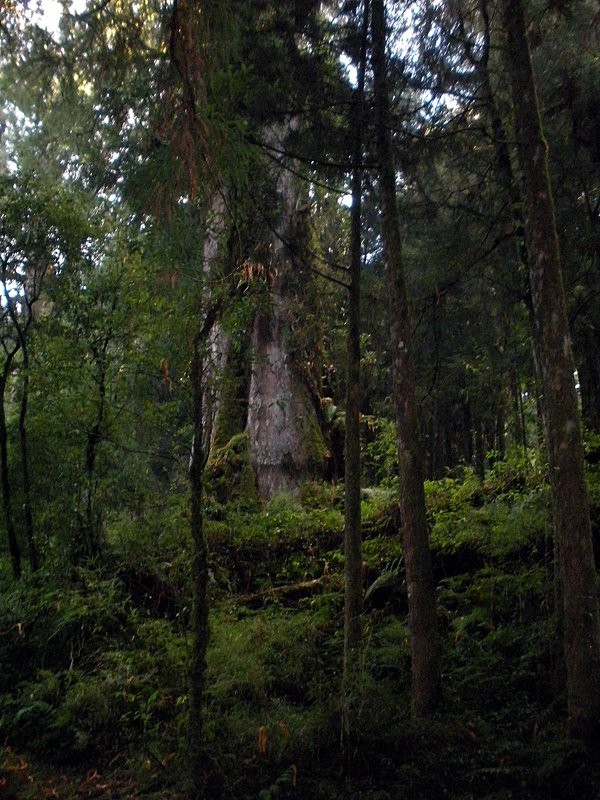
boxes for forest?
[0,0,600,798]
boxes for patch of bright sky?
[28,0,87,35]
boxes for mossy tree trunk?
[371,0,440,715]
[501,0,600,739]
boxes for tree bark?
[82,338,109,559]
[186,303,220,800]
[341,0,369,769]
[0,234,48,576]
[187,334,208,800]
[501,0,600,739]
[371,0,440,715]
[0,352,20,579]
[247,123,327,498]
[18,341,37,572]
[3,257,50,573]
[477,0,566,688]
[202,193,230,448]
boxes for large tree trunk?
[501,0,600,739]
[371,0,440,715]
[247,123,327,498]
[202,193,230,449]
[206,195,253,452]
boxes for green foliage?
[426,462,551,560]
[204,489,343,592]
[2,0,600,795]
[207,607,335,710]
[105,493,192,616]
[0,573,128,753]
[0,571,127,690]
[364,614,411,680]
[0,461,598,797]
[364,556,404,603]
[258,764,299,800]
[361,534,403,572]
[439,564,548,638]
[203,605,341,798]
[0,569,188,760]
[363,417,398,487]
[425,466,484,514]
[0,172,92,261]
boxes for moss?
[211,352,250,449]
[209,431,249,469]
[206,432,260,510]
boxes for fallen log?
[236,573,343,607]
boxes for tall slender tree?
[371,0,440,715]
[187,300,221,800]
[341,0,369,768]
[501,0,600,738]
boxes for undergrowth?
[1,453,599,799]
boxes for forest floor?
[2,460,600,799]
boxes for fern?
[364,556,404,602]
